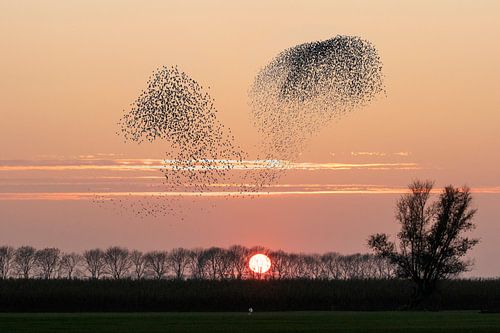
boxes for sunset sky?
[1,1,499,276]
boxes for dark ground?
[0,311,499,333]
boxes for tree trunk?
[410,279,437,309]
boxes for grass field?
[0,311,499,333]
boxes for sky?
[1,0,499,276]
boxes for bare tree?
[14,246,37,279]
[217,249,234,280]
[338,255,354,279]
[144,251,169,279]
[270,250,288,279]
[130,250,146,279]
[204,247,242,280]
[169,248,190,280]
[83,248,105,279]
[103,247,131,279]
[284,253,300,279]
[36,248,60,279]
[58,253,82,279]
[304,254,324,279]
[362,254,377,279]
[321,252,342,280]
[187,248,207,279]
[369,180,479,302]
[203,247,225,280]
[371,255,395,279]
[0,246,15,279]
[341,254,367,279]
[293,254,311,279]
[227,245,249,279]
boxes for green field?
[0,312,499,333]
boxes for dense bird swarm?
[249,35,384,159]
[119,66,244,193]
[115,35,384,217]
[116,67,279,217]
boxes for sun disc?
[249,253,271,274]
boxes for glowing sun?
[249,254,271,274]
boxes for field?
[0,311,499,333]
[1,279,499,332]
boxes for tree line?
[0,180,481,311]
[0,245,395,280]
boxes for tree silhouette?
[169,248,190,280]
[36,248,60,279]
[58,253,82,279]
[130,250,146,279]
[144,251,169,280]
[83,249,105,279]
[0,244,396,280]
[368,180,479,304]
[14,246,37,279]
[103,247,131,280]
[0,246,15,279]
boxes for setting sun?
[249,254,271,274]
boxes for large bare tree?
[187,248,208,279]
[0,246,15,279]
[36,248,60,279]
[169,248,190,280]
[130,250,146,279]
[14,246,37,279]
[103,247,131,279]
[227,245,249,279]
[144,251,169,279]
[270,250,289,279]
[204,247,231,280]
[368,180,479,302]
[58,253,82,279]
[83,248,105,279]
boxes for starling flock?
[111,35,385,218]
[250,35,384,160]
[119,66,245,193]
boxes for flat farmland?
[0,311,499,333]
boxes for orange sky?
[1,1,499,276]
